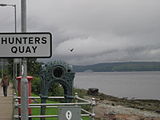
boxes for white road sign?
[0,32,52,58]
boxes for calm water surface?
[74,72,160,100]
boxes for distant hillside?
[73,62,160,72]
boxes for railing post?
[14,97,19,120]
[13,93,16,120]
[75,92,78,106]
[91,98,96,120]
[40,96,47,120]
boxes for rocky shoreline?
[78,89,160,120]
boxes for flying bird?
[69,48,74,52]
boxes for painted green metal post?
[40,61,75,120]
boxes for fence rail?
[13,93,96,120]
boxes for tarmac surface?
[0,80,13,120]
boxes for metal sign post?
[21,0,28,120]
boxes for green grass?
[32,108,58,120]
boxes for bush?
[31,76,41,95]
[31,76,65,96]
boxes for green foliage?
[31,77,65,96]
[27,58,42,76]
[48,83,64,96]
[1,58,42,79]
[0,69,11,78]
[7,58,14,77]
[73,88,87,98]
[31,76,41,95]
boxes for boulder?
[87,88,99,95]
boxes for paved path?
[0,80,13,120]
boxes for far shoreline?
[74,88,160,113]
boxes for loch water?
[74,72,160,100]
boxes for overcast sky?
[0,0,160,65]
